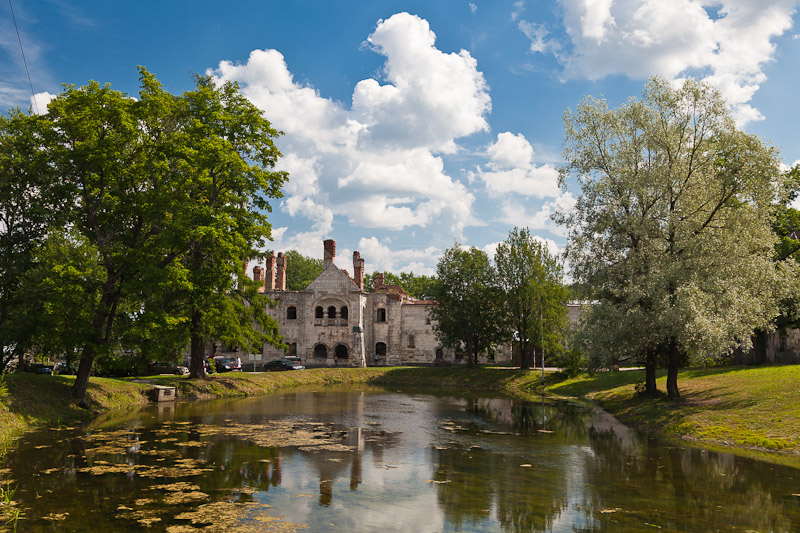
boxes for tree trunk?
[71,345,96,407]
[72,299,113,405]
[189,308,207,379]
[520,342,530,370]
[644,348,658,396]
[666,338,680,400]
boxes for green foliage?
[428,244,506,365]
[0,67,288,399]
[364,271,438,299]
[284,250,323,291]
[0,110,64,372]
[559,77,788,398]
[495,227,569,369]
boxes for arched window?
[376,308,386,322]
[375,342,387,356]
[335,344,349,359]
[340,306,348,319]
[408,335,415,348]
[327,306,337,319]
[287,306,297,320]
[315,306,324,319]
[314,344,328,358]
[288,342,297,356]
[435,348,444,360]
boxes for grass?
[544,365,800,466]
[2,365,800,467]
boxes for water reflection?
[0,388,798,531]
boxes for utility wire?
[8,0,39,114]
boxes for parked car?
[53,361,78,375]
[25,363,53,375]
[214,357,242,372]
[263,359,305,371]
[147,362,189,375]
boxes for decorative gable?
[305,262,360,292]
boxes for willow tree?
[558,77,789,399]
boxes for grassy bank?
[3,365,799,466]
[545,365,800,464]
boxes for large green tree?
[495,228,569,369]
[0,110,62,371]
[428,244,505,365]
[172,75,287,379]
[559,77,789,399]
[44,71,189,402]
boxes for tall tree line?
[0,68,287,403]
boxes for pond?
[1,386,799,531]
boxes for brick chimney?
[265,252,276,290]
[276,252,286,291]
[375,272,384,290]
[323,239,336,268]
[353,251,364,290]
[252,265,264,292]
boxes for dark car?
[214,357,242,372]
[263,359,305,372]
[26,363,53,375]
[147,362,189,375]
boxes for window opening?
[287,306,297,320]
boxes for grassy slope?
[546,365,800,461]
[3,365,799,465]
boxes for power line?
[8,0,39,114]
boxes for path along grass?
[1,365,799,466]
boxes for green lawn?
[546,365,800,461]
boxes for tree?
[169,74,287,379]
[43,70,190,402]
[495,228,569,369]
[558,77,788,399]
[285,250,323,291]
[0,110,63,371]
[428,244,506,365]
[364,271,438,299]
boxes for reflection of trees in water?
[432,447,568,532]
[581,427,797,531]
[472,396,593,443]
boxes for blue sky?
[3,0,800,276]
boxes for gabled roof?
[304,262,360,292]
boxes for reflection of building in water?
[214,239,513,368]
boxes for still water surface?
[2,387,799,531]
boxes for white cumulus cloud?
[518,0,799,125]
[478,132,560,197]
[210,12,489,244]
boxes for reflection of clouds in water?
[256,447,445,532]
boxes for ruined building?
[240,239,511,369]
